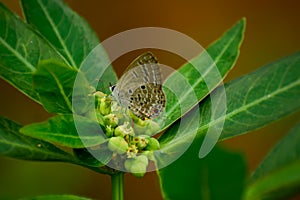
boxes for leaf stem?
[111,172,124,200]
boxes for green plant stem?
[111,172,124,200]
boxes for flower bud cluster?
[95,94,161,177]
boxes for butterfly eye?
[110,85,116,92]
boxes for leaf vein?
[165,27,241,120]
[199,76,300,135]
[0,37,35,71]
[45,68,73,112]
[37,0,77,68]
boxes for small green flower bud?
[145,137,160,150]
[114,121,134,136]
[124,158,135,171]
[108,137,128,154]
[99,97,111,116]
[124,155,148,170]
[114,126,125,137]
[135,155,149,166]
[141,150,155,161]
[105,125,114,138]
[124,155,148,178]
[131,163,147,178]
[103,114,118,128]
[133,135,149,149]
[133,172,146,178]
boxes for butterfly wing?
[114,52,161,104]
[129,83,166,119]
[119,52,162,84]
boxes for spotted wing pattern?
[112,52,166,119]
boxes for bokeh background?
[0,0,300,199]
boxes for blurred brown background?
[0,0,300,199]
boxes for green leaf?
[20,115,106,148]
[0,116,115,175]
[21,0,118,95]
[33,60,76,113]
[0,3,64,102]
[244,122,300,200]
[73,144,112,167]
[159,52,300,158]
[0,116,74,162]
[21,0,98,68]
[20,194,92,200]
[158,144,246,200]
[219,53,300,140]
[76,44,118,95]
[33,60,93,114]
[160,18,245,130]
[218,51,300,140]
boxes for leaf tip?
[237,17,246,31]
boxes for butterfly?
[110,52,166,120]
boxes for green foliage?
[245,122,300,200]
[21,0,99,68]
[0,0,299,200]
[219,52,300,140]
[73,145,112,168]
[158,144,246,200]
[20,115,106,148]
[0,4,64,102]
[0,117,74,162]
[158,52,300,157]
[33,60,80,113]
[21,0,118,95]
[162,18,245,131]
